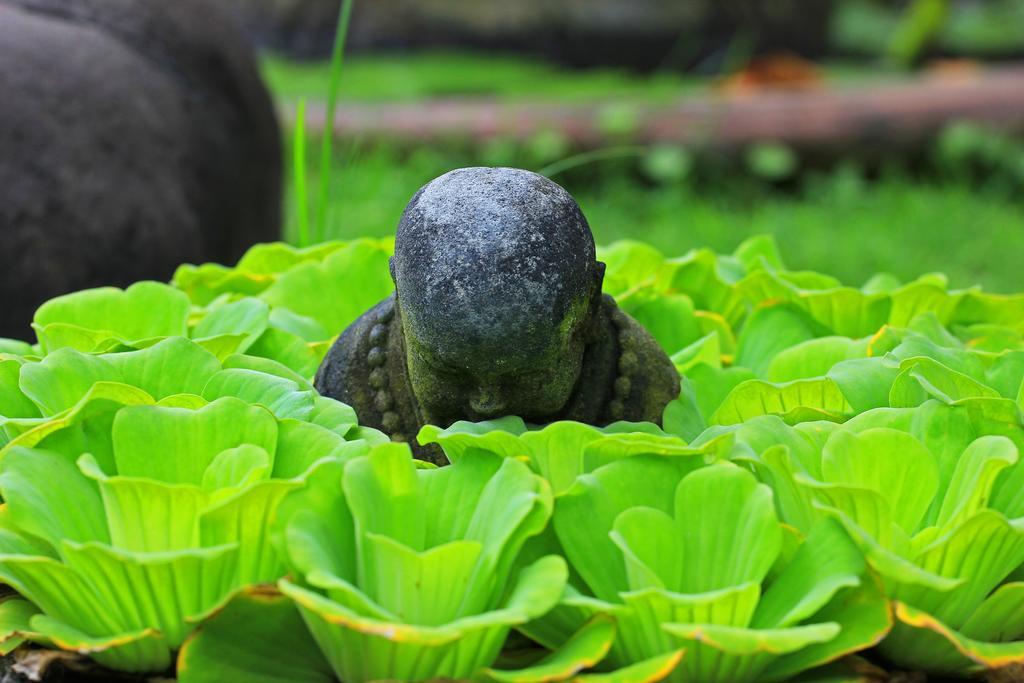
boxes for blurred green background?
[250,0,1024,292]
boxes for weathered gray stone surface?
[0,0,281,340]
[316,168,680,464]
[393,168,596,372]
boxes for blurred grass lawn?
[265,52,1022,294]
[286,145,1022,293]
[263,52,897,104]
[264,52,703,103]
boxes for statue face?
[403,315,587,426]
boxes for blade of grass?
[324,136,365,240]
[313,0,355,243]
[293,98,310,246]
[538,145,647,179]
[888,0,950,67]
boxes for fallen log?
[291,65,1024,153]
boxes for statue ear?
[580,261,607,343]
[593,261,606,296]
[389,257,397,284]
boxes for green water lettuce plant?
[418,416,732,495]
[3,232,1023,680]
[0,391,371,673]
[417,419,891,681]
[0,337,376,672]
[597,236,1024,440]
[177,591,677,683]
[32,281,192,355]
[177,587,336,683]
[0,335,379,448]
[529,459,890,682]
[665,308,1024,439]
[723,412,1024,675]
[169,391,711,681]
[32,239,394,378]
[272,443,565,682]
[172,240,352,305]
[816,429,1024,674]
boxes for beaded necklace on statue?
[606,297,638,422]
[363,304,409,443]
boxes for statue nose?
[469,385,506,417]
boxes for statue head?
[391,167,605,425]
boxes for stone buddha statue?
[315,167,680,464]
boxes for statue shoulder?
[603,297,681,425]
[314,294,396,406]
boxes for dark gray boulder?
[227,0,342,58]
[0,0,282,340]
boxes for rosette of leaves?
[654,235,1023,341]
[177,238,394,377]
[0,335,381,449]
[0,338,35,357]
[410,420,732,680]
[745,417,1024,675]
[664,302,1024,442]
[32,239,394,378]
[177,443,566,683]
[531,459,890,683]
[0,339,377,673]
[0,396,370,672]
[597,236,1024,439]
[178,590,679,683]
[172,241,353,306]
[279,444,567,682]
[417,416,732,495]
